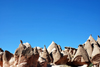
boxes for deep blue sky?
[0,0,100,53]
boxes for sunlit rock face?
[84,40,93,60]
[37,45,52,67]
[91,43,100,65]
[47,41,58,54]
[88,35,96,44]
[14,40,39,67]
[0,35,100,67]
[72,45,90,66]
[2,40,39,67]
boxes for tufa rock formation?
[0,35,100,67]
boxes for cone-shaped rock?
[92,43,100,64]
[84,40,93,59]
[97,35,100,45]
[88,35,96,44]
[40,45,51,63]
[72,45,90,66]
[47,41,58,54]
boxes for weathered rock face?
[84,40,93,60]
[40,45,52,63]
[14,41,39,67]
[2,40,39,67]
[72,45,90,66]
[91,43,100,65]
[88,35,96,44]
[51,48,62,64]
[47,41,58,54]
[0,35,100,67]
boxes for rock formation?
[0,35,100,67]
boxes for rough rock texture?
[0,35,100,67]
[47,41,58,54]
[41,45,51,63]
[72,45,90,66]
[91,43,100,65]
[52,48,62,64]
[84,40,93,60]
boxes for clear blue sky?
[0,0,100,53]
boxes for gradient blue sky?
[0,0,100,53]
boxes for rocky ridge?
[0,35,100,67]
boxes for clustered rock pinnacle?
[0,35,100,67]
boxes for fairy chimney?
[72,45,90,66]
[88,35,96,44]
[47,41,58,54]
[84,40,93,59]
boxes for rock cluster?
[0,35,100,67]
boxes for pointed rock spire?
[47,41,58,54]
[19,40,24,48]
[98,35,100,38]
[44,45,47,52]
[20,40,23,44]
[88,35,96,44]
[40,45,52,63]
[72,45,89,62]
